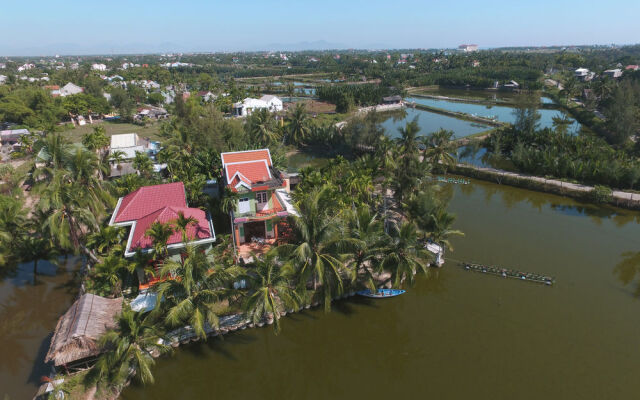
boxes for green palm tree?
[248,108,280,146]
[343,207,387,291]
[110,150,127,172]
[144,221,175,259]
[88,253,133,297]
[133,152,154,177]
[172,211,198,243]
[35,170,100,253]
[380,221,430,288]
[85,307,170,390]
[422,128,457,173]
[87,225,126,256]
[276,186,346,311]
[427,208,464,253]
[287,103,310,145]
[154,245,242,339]
[244,252,301,334]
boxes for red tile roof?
[113,182,186,224]
[130,206,212,250]
[226,160,271,185]
[221,150,272,167]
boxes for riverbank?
[451,162,640,210]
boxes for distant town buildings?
[17,63,35,72]
[459,44,478,52]
[91,63,107,71]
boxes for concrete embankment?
[410,103,505,127]
[451,163,640,210]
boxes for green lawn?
[61,121,165,144]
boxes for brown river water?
[3,179,640,399]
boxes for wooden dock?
[461,263,555,285]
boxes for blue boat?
[357,288,405,298]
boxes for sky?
[1,0,639,56]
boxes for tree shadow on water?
[613,251,640,298]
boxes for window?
[256,191,268,203]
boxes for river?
[0,257,82,399]
[120,179,640,400]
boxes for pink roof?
[226,160,271,185]
[129,206,212,250]
[114,182,186,223]
[221,150,272,167]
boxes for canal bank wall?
[451,163,640,210]
[410,103,506,127]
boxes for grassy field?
[61,121,165,143]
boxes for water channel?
[120,179,640,400]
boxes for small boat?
[357,288,405,298]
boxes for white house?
[574,68,595,82]
[91,63,107,71]
[109,133,157,177]
[603,69,623,79]
[0,75,7,84]
[232,95,283,117]
[59,82,84,97]
[17,63,35,72]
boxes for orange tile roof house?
[221,150,298,255]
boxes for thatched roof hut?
[45,294,123,368]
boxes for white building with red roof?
[221,150,298,253]
[109,182,216,259]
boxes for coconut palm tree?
[343,207,387,291]
[248,108,280,146]
[286,82,295,102]
[276,186,346,311]
[244,252,301,334]
[427,208,464,253]
[35,170,100,254]
[144,221,175,260]
[87,225,126,256]
[380,221,430,288]
[110,150,127,172]
[88,253,133,297]
[172,211,198,243]
[287,103,310,145]
[154,245,242,339]
[85,307,170,390]
[133,152,154,178]
[421,128,457,173]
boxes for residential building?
[0,128,29,145]
[574,68,595,82]
[133,105,169,121]
[625,65,639,71]
[109,182,215,274]
[0,75,6,84]
[603,68,623,78]
[382,95,403,105]
[91,63,107,71]
[221,149,298,258]
[503,80,520,89]
[17,63,35,72]
[458,44,478,52]
[197,91,217,102]
[232,95,283,117]
[108,133,158,177]
[59,82,84,96]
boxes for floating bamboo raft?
[461,263,555,285]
